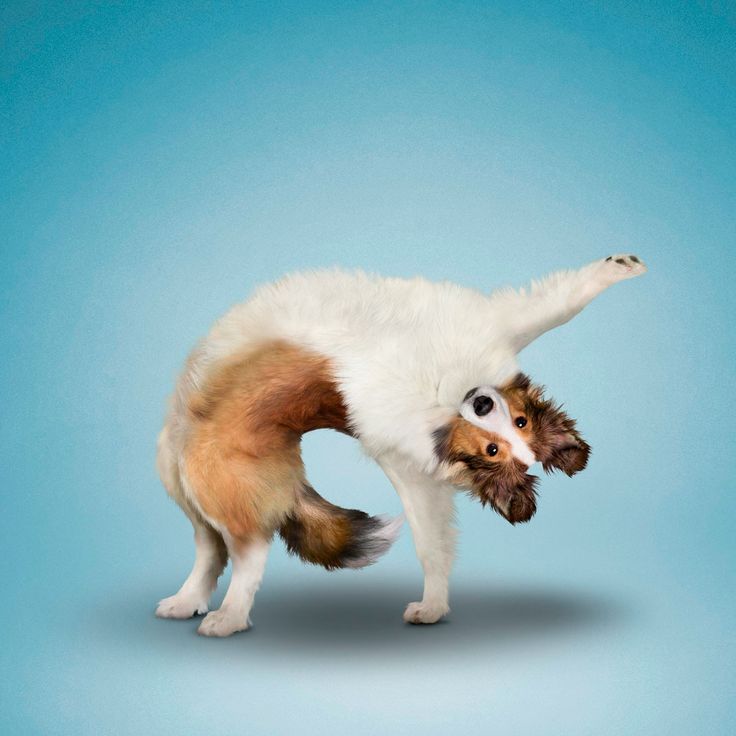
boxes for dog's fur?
[155,254,646,635]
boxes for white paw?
[403,601,449,625]
[155,593,209,619]
[197,608,250,637]
[598,253,647,283]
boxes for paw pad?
[601,253,647,281]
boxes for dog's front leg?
[377,457,457,624]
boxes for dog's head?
[433,373,590,524]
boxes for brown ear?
[502,373,591,477]
[486,462,539,524]
[542,429,591,476]
[453,452,539,524]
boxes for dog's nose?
[473,395,494,416]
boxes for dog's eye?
[515,417,527,428]
[486,443,498,457]
[473,396,494,416]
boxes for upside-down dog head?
[498,373,591,477]
[433,376,590,523]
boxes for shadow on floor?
[92,577,632,661]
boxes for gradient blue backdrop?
[2,2,734,734]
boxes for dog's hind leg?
[197,533,271,637]
[492,253,647,352]
[155,425,228,619]
[155,518,228,619]
[182,438,297,636]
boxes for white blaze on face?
[460,386,536,467]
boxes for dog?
[155,253,646,636]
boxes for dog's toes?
[403,601,449,625]
[601,253,647,281]
[155,594,208,620]
[197,608,249,637]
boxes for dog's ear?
[501,373,591,477]
[433,416,539,524]
[477,460,539,523]
[541,427,591,476]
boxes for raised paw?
[197,608,250,637]
[600,253,647,282]
[155,593,209,620]
[403,601,449,625]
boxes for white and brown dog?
[155,254,646,636]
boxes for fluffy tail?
[278,484,403,570]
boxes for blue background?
[2,1,734,733]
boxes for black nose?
[473,395,494,416]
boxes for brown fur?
[184,341,352,541]
[187,340,351,435]
[183,340,388,568]
[433,374,591,523]
[500,373,591,476]
[434,417,539,524]
[279,485,387,569]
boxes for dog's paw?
[403,601,449,625]
[155,593,208,620]
[598,253,647,283]
[197,608,250,637]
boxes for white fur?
[343,513,406,570]
[197,536,271,637]
[377,454,457,623]
[461,386,537,466]
[155,523,225,619]
[157,254,646,630]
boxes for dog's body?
[156,254,646,636]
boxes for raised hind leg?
[493,253,647,352]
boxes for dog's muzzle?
[461,386,537,467]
